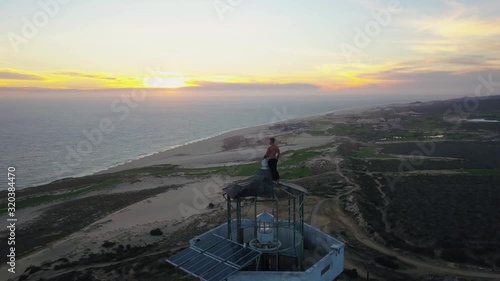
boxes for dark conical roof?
[223,169,274,199]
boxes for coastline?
[17,101,396,189]
[96,103,385,175]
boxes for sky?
[0,0,499,97]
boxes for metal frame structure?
[225,181,308,270]
[168,179,345,281]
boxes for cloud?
[187,81,320,91]
[0,69,45,80]
[376,56,497,75]
[315,52,500,91]
[431,18,500,38]
[276,48,343,58]
[407,39,465,54]
[0,69,142,89]
[436,55,490,66]
[53,71,119,80]
[399,0,500,68]
[338,69,500,98]
[406,1,500,39]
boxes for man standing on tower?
[263,137,280,183]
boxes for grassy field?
[348,137,500,267]
[180,145,324,179]
[305,130,327,136]
[2,143,327,214]
[353,147,394,158]
[328,124,371,136]
[402,114,444,131]
[0,178,122,214]
[444,133,480,140]
[464,168,500,176]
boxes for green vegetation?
[402,114,444,131]
[374,255,400,269]
[311,120,332,125]
[229,162,263,176]
[2,144,329,215]
[281,149,321,166]
[271,147,323,179]
[469,110,500,120]
[444,133,479,140]
[182,146,323,179]
[0,179,121,214]
[116,145,324,180]
[115,146,325,180]
[305,130,326,136]
[280,167,313,179]
[183,166,237,176]
[344,269,358,278]
[385,175,500,267]
[186,146,324,179]
[328,124,371,136]
[441,248,469,263]
[117,165,178,176]
[149,228,163,236]
[464,169,500,176]
[350,139,500,267]
[353,147,394,158]
[115,163,258,178]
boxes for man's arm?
[263,147,270,159]
[276,147,280,161]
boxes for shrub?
[374,256,400,269]
[441,248,468,263]
[411,246,435,257]
[150,228,163,236]
[101,241,116,248]
[344,268,358,278]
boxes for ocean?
[0,92,414,188]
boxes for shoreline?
[23,101,394,189]
[96,102,388,175]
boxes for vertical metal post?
[293,196,296,230]
[227,195,231,240]
[275,192,279,239]
[287,188,295,269]
[287,188,291,226]
[236,197,243,244]
[254,196,257,240]
[300,194,304,238]
[293,194,296,264]
[298,193,304,268]
[274,190,279,271]
[276,252,279,271]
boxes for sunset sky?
[1,0,499,96]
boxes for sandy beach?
[97,105,375,174]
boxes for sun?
[143,77,190,88]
